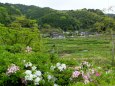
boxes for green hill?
[0,2,115,32]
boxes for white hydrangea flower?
[35,70,42,76]
[47,75,53,80]
[34,82,39,85]
[84,79,90,84]
[91,69,95,74]
[58,66,64,71]
[25,70,32,75]
[61,64,66,70]
[56,63,61,67]
[87,64,91,67]
[25,74,33,81]
[35,77,41,82]
[50,65,56,71]
[54,83,58,86]
[34,77,41,85]
[25,62,32,67]
[32,66,37,70]
[33,74,37,78]
[106,70,112,74]
[25,46,32,53]
[28,62,32,67]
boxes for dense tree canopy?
[0,2,115,32]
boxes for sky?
[0,0,115,13]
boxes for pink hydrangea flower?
[6,64,20,76]
[82,74,89,80]
[72,71,80,78]
[95,72,101,76]
[25,46,32,53]
[82,74,90,84]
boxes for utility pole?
[108,6,115,66]
[111,29,115,66]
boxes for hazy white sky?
[0,0,115,13]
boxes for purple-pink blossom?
[82,74,89,80]
[6,64,20,75]
[82,74,90,84]
[95,72,101,76]
[72,71,80,78]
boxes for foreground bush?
[1,55,114,86]
[0,26,42,53]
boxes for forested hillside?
[0,2,115,32]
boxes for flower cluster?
[56,63,66,71]
[25,46,32,53]
[106,70,112,74]
[71,61,101,84]
[24,61,61,86]
[50,62,66,71]
[24,62,32,68]
[6,64,19,76]
[45,72,56,82]
[72,71,80,78]
[5,60,106,85]
[47,74,55,81]
[80,61,91,69]
[24,62,42,85]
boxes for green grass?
[43,36,115,86]
[44,36,112,67]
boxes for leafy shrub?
[5,44,23,53]
[0,27,42,53]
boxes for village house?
[50,32,65,39]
